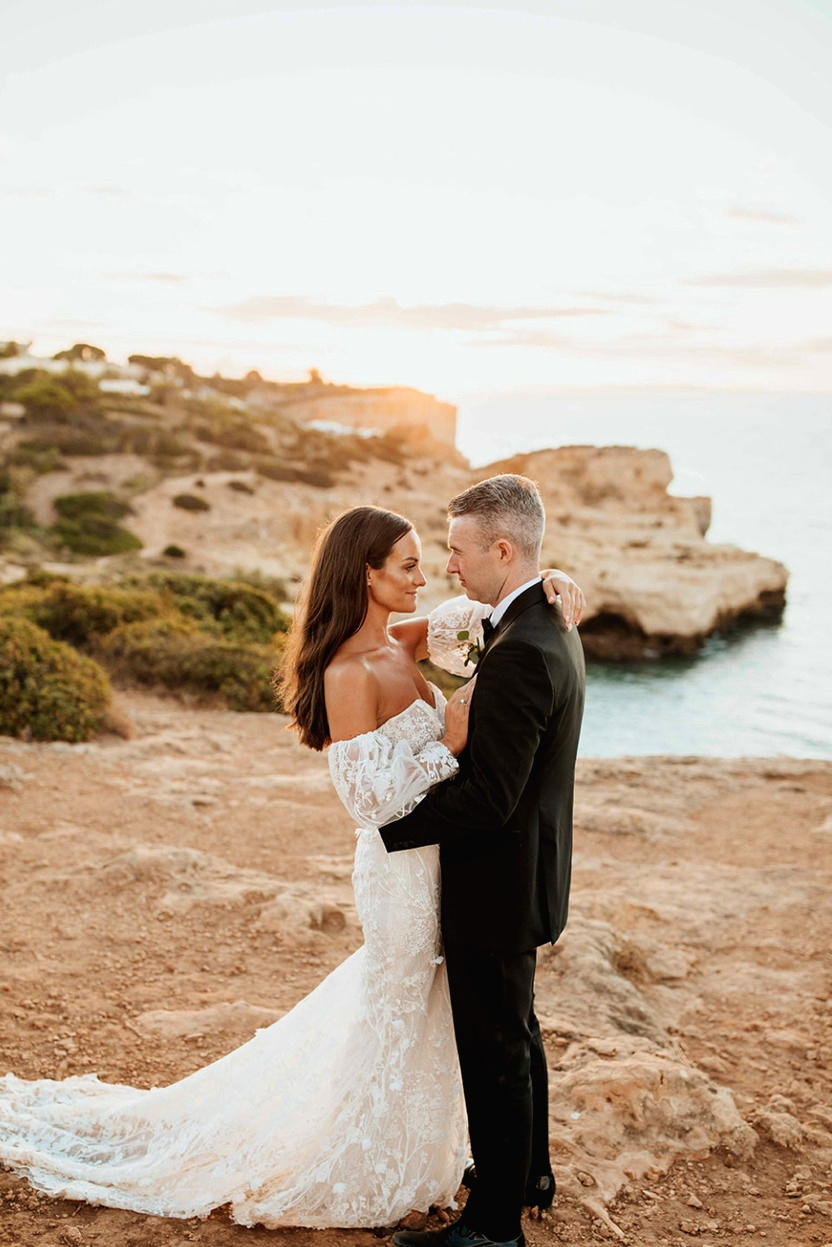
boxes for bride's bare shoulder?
[325,654,380,742]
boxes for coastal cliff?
[66,442,785,661]
[0,352,787,659]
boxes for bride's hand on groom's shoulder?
[441,677,476,757]
[540,569,585,631]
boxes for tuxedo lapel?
[483,581,545,653]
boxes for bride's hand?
[441,677,476,757]
[540,569,585,631]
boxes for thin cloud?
[470,329,802,368]
[0,185,54,199]
[88,186,129,198]
[687,268,832,289]
[109,272,187,284]
[723,206,800,226]
[221,296,611,331]
[575,290,658,305]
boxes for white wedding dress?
[0,599,489,1229]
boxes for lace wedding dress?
[0,599,489,1229]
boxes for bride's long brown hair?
[278,506,413,751]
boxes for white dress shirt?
[488,576,541,630]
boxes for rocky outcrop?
[16,438,787,663]
[487,445,788,658]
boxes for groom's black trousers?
[444,944,550,1243]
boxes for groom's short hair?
[448,473,545,561]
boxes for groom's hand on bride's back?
[441,677,476,757]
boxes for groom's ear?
[494,537,514,564]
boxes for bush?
[0,581,163,648]
[101,617,282,711]
[173,493,210,512]
[140,571,290,643]
[163,544,186,558]
[49,492,143,556]
[194,421,270,454]
[13,369,101,421]
[0,477,35,531]
[256,460,334,488]
[12,442,65,474]
[51,517,143,556]
[0,616,112,742]
[54,491,132,522]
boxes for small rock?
[0,764,26,789]
[399,1211,428,1231]
[687,1194,704,1208]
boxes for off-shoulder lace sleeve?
[328,730,458,830]
[427,595,493,677]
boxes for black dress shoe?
[524,1171,556,1210]
[390,1222,525,1247]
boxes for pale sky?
[2,0,831,400]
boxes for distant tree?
[53,343,107,363]
[243,370,263,387]
[0,341,24,359]
[13,369,100,421]
[308,368,323,385]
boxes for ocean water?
[457,390,832,759]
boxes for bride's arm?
[325,660,469,830]
[540,569,585,630]
[388,616,429,662]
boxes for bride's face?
[367,529,427,613]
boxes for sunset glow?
[2,0,831,397]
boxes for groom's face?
[446,515,503,605]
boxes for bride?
[0,505,581,1229]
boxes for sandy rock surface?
[1,693,831,1246]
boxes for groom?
[381,474,585,1247]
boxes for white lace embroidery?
[0,689,467,1229]
[328,696,458,832]
[426,596,492,677]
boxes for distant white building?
[99,378,151,397]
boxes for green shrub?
[163,544,186,558]
[256,460,334,488]
[140,572,290,643]
[101,617,282,711]
[0,616,111,742]
[0,483,35,531]
[12,442,65,474]
[54,491,132,522]
[0,581,163,648]
[50,517,143,556]
[117,427,190,458]
[194,421,270,454]
[173,493,210,512]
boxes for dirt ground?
[1,691,831,1247]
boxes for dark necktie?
[481,616,495,645]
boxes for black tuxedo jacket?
[380,581,585,953]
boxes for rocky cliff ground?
[1,693,830,1247]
